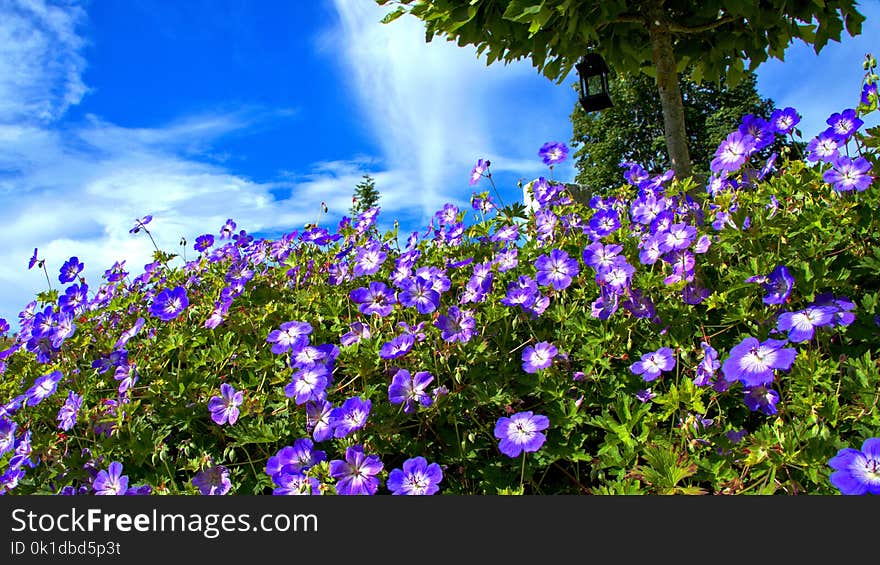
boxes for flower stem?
[41,263,52,291]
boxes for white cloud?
[0,0,88,123]
[0,112,440,326]
[328,0,579,223]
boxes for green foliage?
[349,174,381,219]
[376,1,864,87]
[1,64,879,496]
[570,69,795,193]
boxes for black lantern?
[575,53,613,112]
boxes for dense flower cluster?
[0,64,878,496]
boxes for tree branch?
[608,15,646,26]
[667,14,740,34]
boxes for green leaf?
[380,7,407,25]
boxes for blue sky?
[0,0,878,329]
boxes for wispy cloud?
[0,0,88,123]
[328,0,578,222]
[0,102,456,324]
[0,2,403,325]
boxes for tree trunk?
[646,9,693,180]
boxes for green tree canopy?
[377,0,864,179]
[571,69,786,193]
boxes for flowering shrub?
[1,58,880,495]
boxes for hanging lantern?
[576,53,613,112]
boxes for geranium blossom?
[630,347,675,382]
[828,437,880,495]
[722,337,797,387]
[387,457,443,495]
[494,411,549,457]
[329,445,383,495]
[208,383,244,426]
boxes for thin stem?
[41,262,53,291]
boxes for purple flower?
[825,108,863,142]
[306,400,334,442]
[743,385,780,415]
[629,347,675,382]
[776,306,838,342]
[534,249,579,291]
[494,248,518,271]
[273,473,321,495]
[470,158,489,185]
[349,282,396,317]
[635,389,656,403]
[589,208,621,237]
[806,130,841,163]
[694,342,720,386]
[0,418,17,456]
[583,242,623,272]
[397,277,440,315]
[56,391,82,431]
[149,286,189,321]
[501,275,538,309]
[266,321,312,355]
[58,256,84,284]
[623,162,650,186]
[192,465,232,495]
[114,317,146,349]
[208,383,244,426]
[814,293,857,327]
[387,457,443,495]
[770,107,800,134]
[682,283,711,305]
[596,256,635,293]
[284,363,329,405]
[352,242,387,277]
[490,224,519,243]
[329,397,371,438]
[863,82,879,106]
[711,131,756,174]
[194,234,215,252]
[379,333,415,360]
[522,341,558,374]
[25,370,62,406]
[494,411,549,458]
[388,369,434,414]
[722,336,797,387]
[28,248,39,270]
[694,235,712,254]
[660,223,697,252]
[340,322,371,347]
[59,283,89,315]
[828,437,880,495]
[129,215,152,234]
[329,445,383,495]
[266,440,327,481]
[591,289,619,320]
[220,218,237,239]
[434,306,476,343]
[204,301,230,329]
[738,114,774,151]
[823,155,873,192]
[93,462,129,495]
[622,289,658,320]
[747,265,794,305]
[538,141,568,166]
